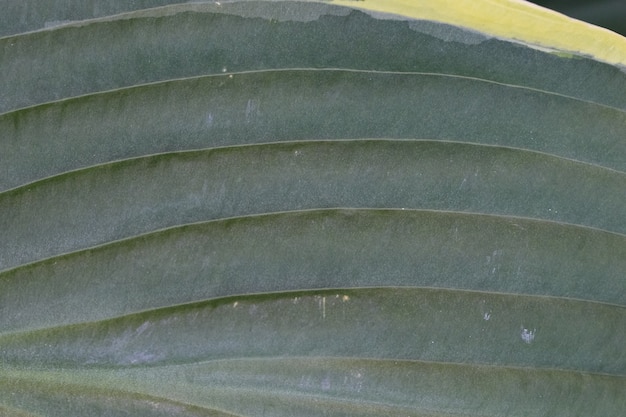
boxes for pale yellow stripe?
[329,0,626,68]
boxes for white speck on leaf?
[245,99,260,123]
[127,351,160,365]
[520,326,536,344]
[135,321,151,335]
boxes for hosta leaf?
[2,2,626,115]
[3,0,626,68]
[2,209,624,338]
[2,141,625,270]
[2,285,625,372]
[1,0,624,416]
[0,377,232,417]
[2,70,626,192]
[3,359,625,417]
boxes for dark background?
[530,0,626,36]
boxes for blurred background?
[529,0,626,36]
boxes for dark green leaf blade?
[1,140,625,271]
[2,2,626,114]
[2,0,625,415]
[0,376,235,417]
[2,69,625,193]
[2,287,624,374]
[3,358,625,417]
[1,209,624,334]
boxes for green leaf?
[3,141,625,270]
[3,209,624,332]
[2,70,626,193]
[2,2,626,115]
[1,1,625,416]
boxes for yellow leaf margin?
[329,0,626,68]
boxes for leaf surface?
[1,1,624,416]
[2,69,626,193]
[2,2,626,115]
